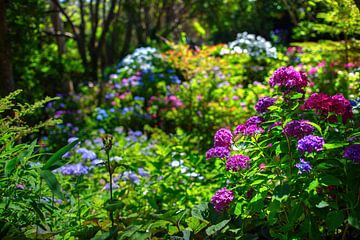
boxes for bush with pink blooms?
[196,66,360,238]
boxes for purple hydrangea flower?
[103,182,120,191]
[283,120,314,139]
[297,135,325,153]
[206,147,230,160]
[211,187,234,212]
[117,171,140,184]
[255,96,276,113]
[56,163,89,176]
[269,66,308,93]
[226,155,250,171]
[295,158,312,174]
[234,124,264,136]
[138,168,150,177]
[214,128,233,147]
[246,116,263,125]
[76,148,97,160]
[343,144,360,163]
[268,121,282,130]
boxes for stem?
[106,150,114,228]
[284,134,293,177]
[77,191,81,225]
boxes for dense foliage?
[0,0,359,239]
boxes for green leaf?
[205,219,230,236]
[326,211,344,231]
[42,140,79,170]
[288,202,303,225]
[348,208,360,230]
[5,140,37,175]
[320,175,341,186]
[185,217,208,234]
[273,184,290,202]
[104,200,124,211]
[316,201,329,208]
[234,202,242,216]
[250,179,265,186]
[40,170,63,199]
[191,203,208,221]
[307,122,322,135]
[30,201,45,222]
[324,142,348,150]
[307,179,319,192]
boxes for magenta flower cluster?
[343,144,360,163]
[234,116,264,136]
[283,120,314,139]
[214,128,233,147]
[297,135,325,153]
[211,187,234,212]
[226,155,250,171]
[255,96,276,113]
[303,93,353,122]
[206,147,230,160]
[269,66,308,93]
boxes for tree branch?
[50,0,79,38]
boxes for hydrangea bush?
[201,66,360,238]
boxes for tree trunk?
[48,0,74,94]
[0,0,15,97]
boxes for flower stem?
[106,150,114,228]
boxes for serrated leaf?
[40,170,63,199]
[43,140,79,171]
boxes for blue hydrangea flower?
[55,163,89,176]
[295,158,312,174]
[76,148,97,160]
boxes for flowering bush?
[199,66,360,238]
[220,32,277,58]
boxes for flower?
[226,155,250,171]
[16,184,26,189]
[343,144,360,163]
[103,182,120,191]
[211,187,234,212]
[255,96,276,113]
[138,168,150,177]
[234,124,264,136]
[214,128,233,147]
[303,93,353,122]
[117,171,140,184]
[206,147,230,160]
[295,158,312,174]
[246,116,263,125]
[56,163,89,176]
[269,66,308,93]
[283,120,314,139]
[76,148,97,160]
[297,135,325,153]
